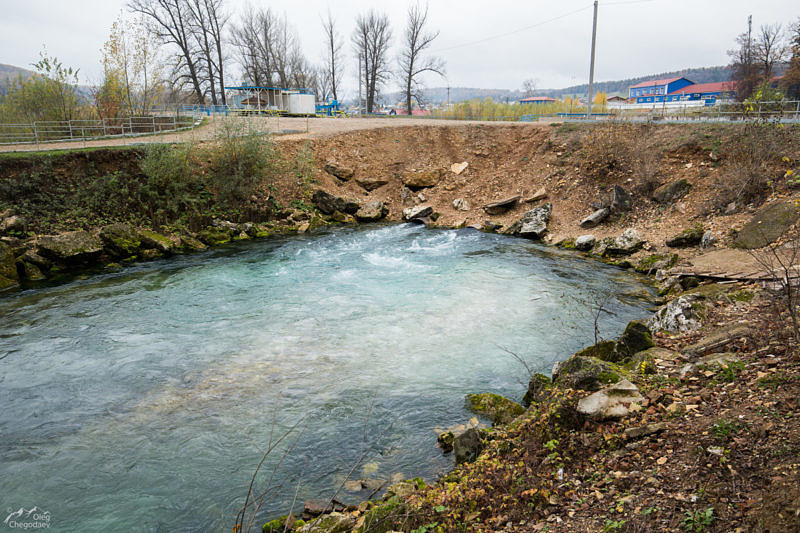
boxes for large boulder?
[522,373,553,407]
[402,205,433,221]
[653,179,691,204]
[506,203,552,239]
[575,234,596,251]
[734,200,800,249]
[99,223,142,257]
[138,229,177,254]
[465,393,525,426]
[598,229,645,257]
[37,230,103,263]
[312,190,360,215]
[666,225,704,248]
[0,241,19,290]
[552,355,623,391]
[577,379,643,420]
[579,208,610,228]
[296,512,354,533]
[453,427,483,464]
[647,295,703,333]
[355,201,388,222]
[610,185,632,212]
[402,170,440,189]
[615,320,655,359]
[323,161,354,181]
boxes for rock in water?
[323,161,354,181]
[482,195,520,215]
[611,185,632,212]
[506,203,552,239]
[355,201,388,222]
[579,208,610,228]
[37,230,103,263]
[575,234,596,251]
[465,393,525,426]
[577,379,643,420]
[402,205,433,221]
[453,427,483,464]
[311,190,360,215]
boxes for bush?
[205,120,277,206]
[139,143,206,225]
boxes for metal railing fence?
[0,113,202,148]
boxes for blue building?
[628,77,693,103]
[667,81,737,103]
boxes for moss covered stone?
[179,235,206,251]
[437,431,454,453]
[615,320,655,359]
[522,373,553,407]
[574,340,618,362]
[553,355,625,391]
[138,229,176,253]
[733,200,800,249]
[262,515,290,533]
[38,230,104,263]
[197,227,232,246]
[296,512,354,533]
[635,253,678,273]
[99,223,142,257]
[666,224,704,248]
[555,237,576,249]
[465,393,525,425]
[355,497,405,533]
[652,178,691,204]
[0,241,19,290]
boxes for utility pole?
[747,15,752,66]
[586,0,599,119]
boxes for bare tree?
[187,0,228,105]
[522,78,538,98]
[129,0,205,103]
[728,26,760,101]
[754,23,788,82]
[352,10,392,113]
[230,6,276,86]
[398,2,444,115]
[321,10,343,102]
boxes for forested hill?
[383,65,733,105]
[0,63,35,96]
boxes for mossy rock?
[138,229,176,253]
[330,210,355,223]
[556,237,576,249]
[38,230,104,262]
[180,235,206,251]
[197,227,232,246]
[0,241,19,290]
[635,253,678,274]
[465,393,525,426]
[666,224,704,248]
[17,260,45,281]
[297,512,354,533]
[99,223,142,257]
[263,515,290,533]
[355,497,405,533]
[522,373,553,407]
[615,320,655,359]
[574,340,618,362]
[733,200,800,249]
[553,355,625,391]
[437,431,454,453]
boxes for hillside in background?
[0,63,35,96]
[382,65,734,105]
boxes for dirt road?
[0,116,542,153]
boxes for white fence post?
[34,122,39,151]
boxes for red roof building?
[519,96,557,104]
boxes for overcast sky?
[1,0,797,98]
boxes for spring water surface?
[0,224,654,531]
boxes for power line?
[434,4,594,52]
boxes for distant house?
[667,81,737,102]
[628,77,693,101]
[607,96,627,103]
[519,96,557,104]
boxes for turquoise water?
[0,224,654,531]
